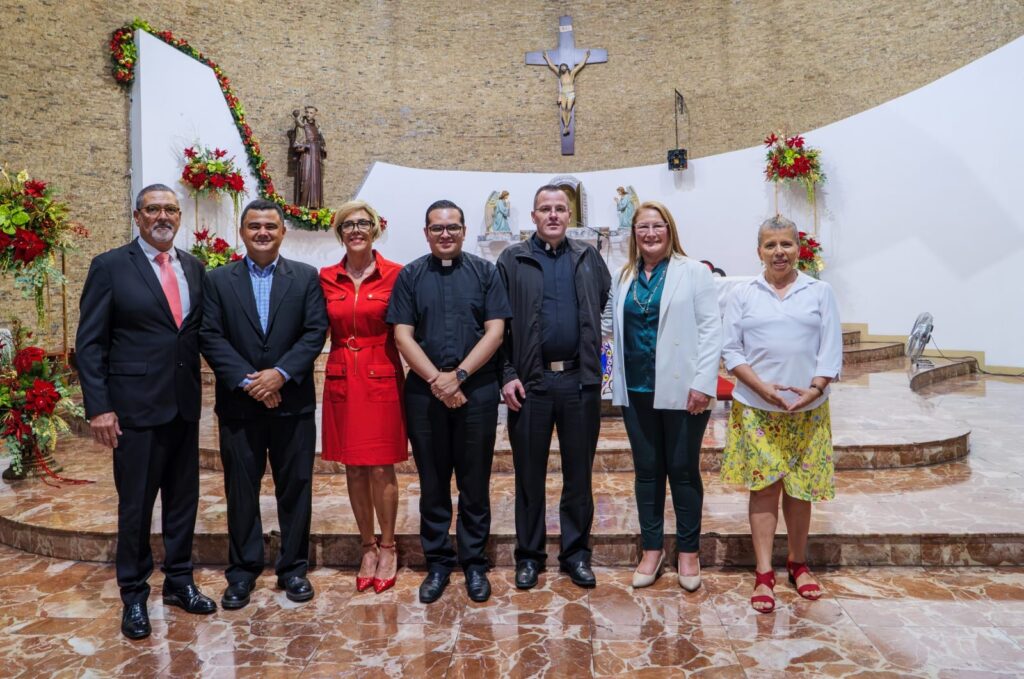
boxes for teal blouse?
[623,259,668,392]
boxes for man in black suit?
[200,198,328,609]
[77,184,216,640]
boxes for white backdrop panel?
[132,31,1024,366]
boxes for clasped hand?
[430,372,466,409]
[245,368,285,408]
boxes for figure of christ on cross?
[526,15,608,155]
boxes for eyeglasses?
[634,222,668,234]
[339,219,374,232]
[141,205,181,216]
[426,224,464,236]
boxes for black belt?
[544,359,578,372]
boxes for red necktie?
[156,252,184,327]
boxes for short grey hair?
[757,215,800,245]
[135,183,178,210]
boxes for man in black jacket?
[496,185,611,590]
[77,184,216,640]
[200,198,327,609]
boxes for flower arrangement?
[797,230,824,277]
[0,324,84,480]
[763,133,826,202]
[191,228,242,270]
[109,20,334,231]
[181,146,246,199]
[0,168,88,324]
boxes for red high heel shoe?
[373,542,398,594]
[356,539,378,592]
[750,569,776,614]
[787,560,822,600]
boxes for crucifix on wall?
[526,15,608,155]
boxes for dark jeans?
[405,373,499,575]
[621,391,710,553]
[218,413,316,584]
[508,370,601,567]
[113,415,199,605]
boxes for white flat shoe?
[632,551,664,588]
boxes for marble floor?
[1,543,1023,677]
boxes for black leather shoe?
[418,571,450,604]
[162,583,217,615]
[121,602,151,640]
[278,576,315,602]
[515,561,541,590]
[221,581,255,610]
[560,562,597,588]
[465,570,491,602]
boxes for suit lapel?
[230,260,265,338]
[656,257,687,338]
[128,239,177,329]
[177,248,202,324]
[266,257,293,337]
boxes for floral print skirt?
[721,400,835,502]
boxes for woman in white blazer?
[609,201,723,590]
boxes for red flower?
[12,229,47,264]
[189,172,208,190]
[791,156,811,175]
[212,238,230,254]
[230,252,243,262]
[763,133,779,146]
[800,246,815,260]
[209,174,227,189]
[23,180,47,197]
[787,136,805,149]
[309,211,318,221]
[378,217,388,231]
[3,410,31,443]
[227,173,244,192]
[183,147,197,159]
[13,347,46,375]
[264,182,275,195]
[194,228,210,242]
[214,148,227,158]
[24,378,60,416]
[0,232,12,250]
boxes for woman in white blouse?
[608,201,722,591]
[720,215,842,614]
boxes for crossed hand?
[245,368,285,408]
[430,371,466,409]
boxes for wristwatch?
[456,368,469,383]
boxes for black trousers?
[405,373,498,575]
[113,414,199,605]
[621,391,711,553]
[218,413,316,585]
[508,370,601,567]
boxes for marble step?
[842,329,860,345]
[0,440,1017,568]
[842,341,905,364]
[195,363,972,473]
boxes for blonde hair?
[331,200,383,245]
[619,200,687,282]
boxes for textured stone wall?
[1,0,1022,345]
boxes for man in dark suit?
[77,184,216,640]
[200,198,328,609]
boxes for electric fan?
[906,312,934,370]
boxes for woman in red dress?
[320,200,407,593]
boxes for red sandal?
[356,539,378,592]
[373,542,398,594]
[750,569,776,614]
[787,560,822,600]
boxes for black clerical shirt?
[386,252,512,375]
[531,235,580,363]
